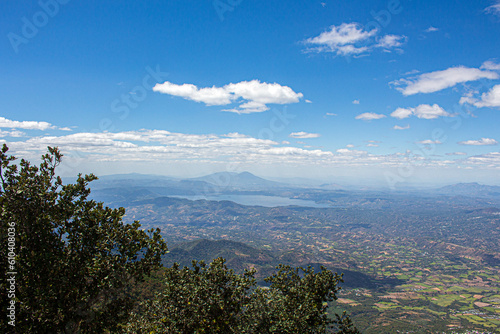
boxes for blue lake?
[170,194,332,208]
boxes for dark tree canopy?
[124,258,360,334]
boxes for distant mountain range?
[436,182,500,198]
[90,171,289,191]
[85,172,500,209]
[87,171,297,206]
[88,172,500,194]
[189,171,288,190]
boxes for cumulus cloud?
[391,66,499,95]
[153,80,303,113]
[304,23,376,55]
[5,130,339,166]
[481,60,500,71]
[390,104,452,119]
[465,152,500,167]
[336,148,368,155]
[425,26,439,32]
[458,138,498,146]
[352,99,360,104]
[446,152,467,156]
[263,146,332,157]
[393,124,410,130]
[460,84,500,108]
[303,22,405,56]
[0,130,25,137]
[152,82,231,105]
[375,34,406,49]
[417,139,442,145]
[355,112,386,120]
[8,128,500,171]
[391,108,413,119]
[289,132,321,139]
[0,117,57,130]
[413,104,452,119]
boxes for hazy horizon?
[68,169,500,190]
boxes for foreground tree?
[124,258,360,333]
[125,258,255,333]
[0,145,167,333]
[244,264,360,333]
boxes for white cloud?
[366,143,379,147]
[391,108,413,119]
[262,146,332,157]
[9,128,500,173]
[404,69,420,75]
[346,144,355,148]
[153,80,303,113]
[485,1,500,15]
[465,152,500,167]
[225,81,302,108]
[392,66,499,95]
[355,112,386,120]
[446,152,467,156]
[5,130,342,168]
[305,99,312,103]
[0,117,56,130]
[376,34,406,49]
[413,104,452,119]
[153,82,231,105]
[0,130,25,137]
[289,132,321,139]
[390,104,452,120]
[325,112,337,116]
[425,26,439,32]
[305,23,376,51]
[417,139,442,145]
[460,84,500,108]
[336,148,368,155]
[458,138,498,146]
[303,22,405,56]
[393,125,410,130]
[352,99,360,104]
[481,60,500,71]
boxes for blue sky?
[1,0,500,187]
